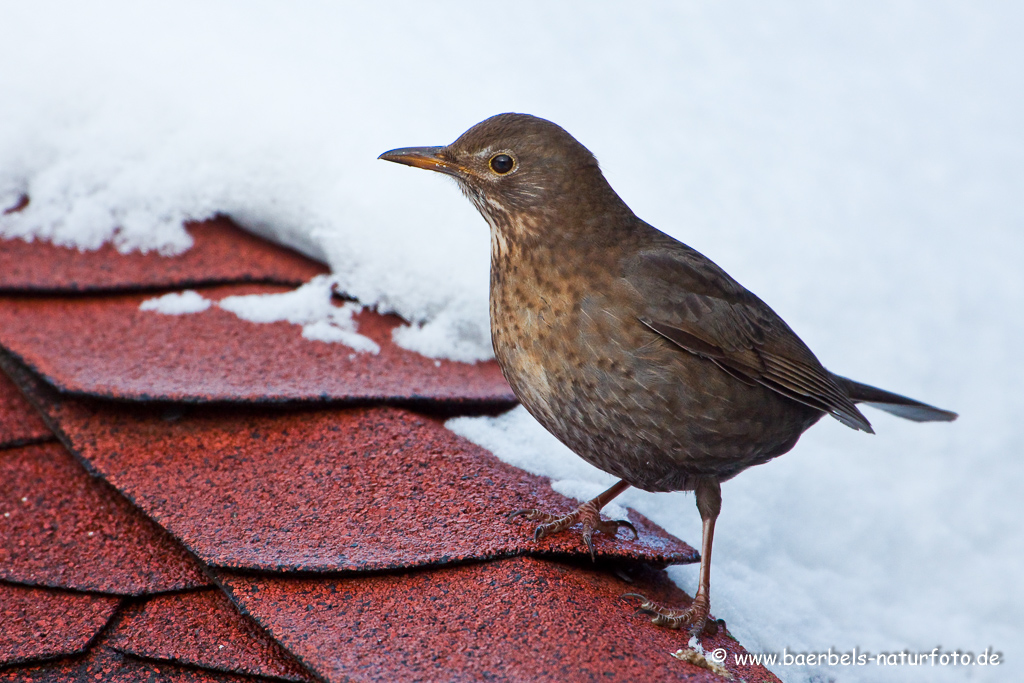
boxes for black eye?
[489,153,515,175]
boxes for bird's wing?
[623,244,873,432]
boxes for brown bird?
[379,113,957,636]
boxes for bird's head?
[379,113,631,241]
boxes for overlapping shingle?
[106,589,315,683]
[0,285,515,406]
[0,372,50,449]
[0,644,278,682]
[217,556,775,683]
[3,362,695,572]
[0,442,209,594]
[0,581,120,667]
[0,217,327,293]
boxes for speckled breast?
[488,240,821,493]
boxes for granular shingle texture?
[3,368,696,572]
[106,589,315,683]
[0,644,276,683]
[0,216,327,293]
[0,442,210,594]
[0,371,50,449]
[0,581,120,667]
[217,556,773,683]
[0,285,515,406]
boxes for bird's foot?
[623,593,718,637]
[508,499,637,560]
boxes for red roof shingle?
[4,363,695,572]
[0,372,50,449]
[0,285,515,407]
[1,442,209,594]
[0,643,270,683]
[0,581,120,667]
[0,216,327,293]
[218,556,763,683]
[106,589,315,683]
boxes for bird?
[379,113,957,637]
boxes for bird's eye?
[489,153,515,175]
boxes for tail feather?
[832,374,958,423]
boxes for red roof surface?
[0,285,515,406]
[0,216,327,293]
[0,223,780,682]
[0,643,267,683]
[106,589,315,683]
[6,369,693,572]
[1,442,209,594]
[219,557,773,683]
[0,372,50,448]
[0,582,119,667]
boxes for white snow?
[138,290,212,315]
[138,277,380,353]
[216,276,380,353]
[2,3,1021,681]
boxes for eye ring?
[488,153,516,175]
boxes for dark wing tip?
[831,406,874,433]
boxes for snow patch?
[218,276,380,354]
[140,277,380,354]
[139,290,211,315]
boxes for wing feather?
[626,242,873,433]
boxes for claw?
[510,505,637,558]
[583,530,595,560]
[507,482,637,558]
[623,592,714,635]
[621,592,658,614]
[620,593,652,613]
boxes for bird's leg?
[627,477,721,637]
[509,479,637,560]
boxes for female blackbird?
[380,113,956,636]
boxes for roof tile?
[0,581,120,667]
[3,361,696,572]
[0,442,210,595]
[0,644,278,682]
[106,589,315,683]
[0,217,327,293]
[0,285,515,406]
[0,371,50,449]
[217,556,778,683]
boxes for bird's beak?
[378,146,467,178]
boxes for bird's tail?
[831,374,958,423]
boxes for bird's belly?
[491,291,821,492]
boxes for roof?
[0,216,780,682]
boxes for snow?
[218,276,379,353]
[2,2,1021,681]
[139,276,380,353]
[138,290,211,315]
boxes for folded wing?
[624,242,874,433]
